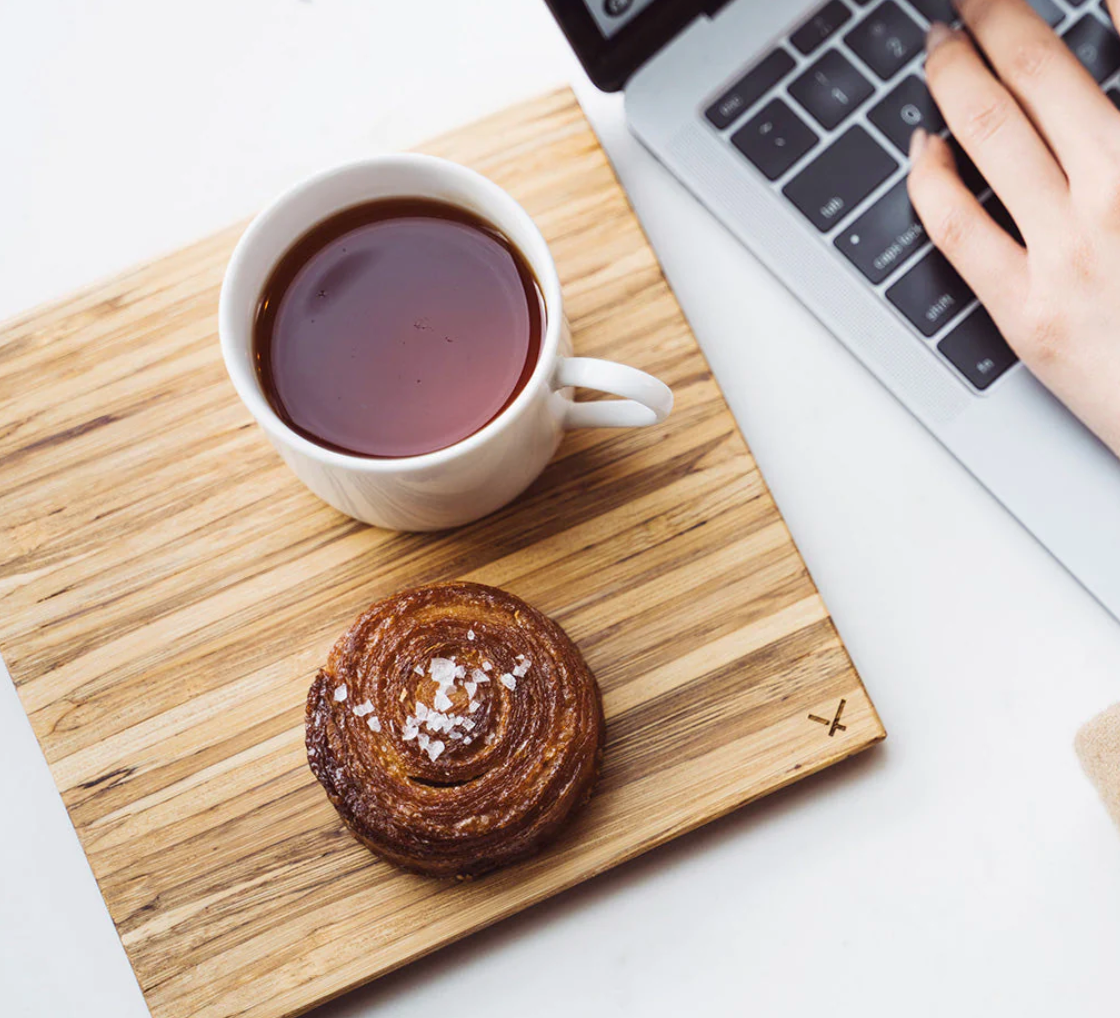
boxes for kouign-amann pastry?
[306,582,604,877]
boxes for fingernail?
[926,21,954,53]
[909,127,928,162]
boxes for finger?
[954,0,1120,176]
[907,130,1028,323]
[925,22,1069,240]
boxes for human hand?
[907,0,1120,456]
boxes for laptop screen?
[545,0,707,91]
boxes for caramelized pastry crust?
[306,582,604,877]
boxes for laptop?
[544,0,1120,622]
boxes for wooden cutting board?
[0,88,884,1018]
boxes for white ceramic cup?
[219,154,673,531]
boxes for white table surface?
[2,2,1119,1016]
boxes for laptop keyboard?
[703,0,1120,393]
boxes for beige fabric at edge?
[1076,702,1120,833]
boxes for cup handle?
[554,357,673,429]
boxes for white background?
[2,2,1119,1016]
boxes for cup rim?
[218,153,562,473]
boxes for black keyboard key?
[908,0,959,24]
[886,249,974,335]
[908,0,1057,31]
[1027,0,1065,27]
[783,126,899,230]
[869,75,946,154]
[706,49,796,130]
[791,1,852,55]
[835,178,928,283]
[1063,15,1120,83]
[1067,0,1091,6]
[844,1,925,80]
[938,308,1018,389]
[1108,84,1120,108]
[982,194,1024,244]
[947,137,987,195]
[789,50,875,129]
[732,99,819,180]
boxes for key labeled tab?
[783,126,898,231]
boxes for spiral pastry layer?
[306,582,605,877]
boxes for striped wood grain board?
[0,88,885,1018]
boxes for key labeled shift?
[886,249,974,336]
